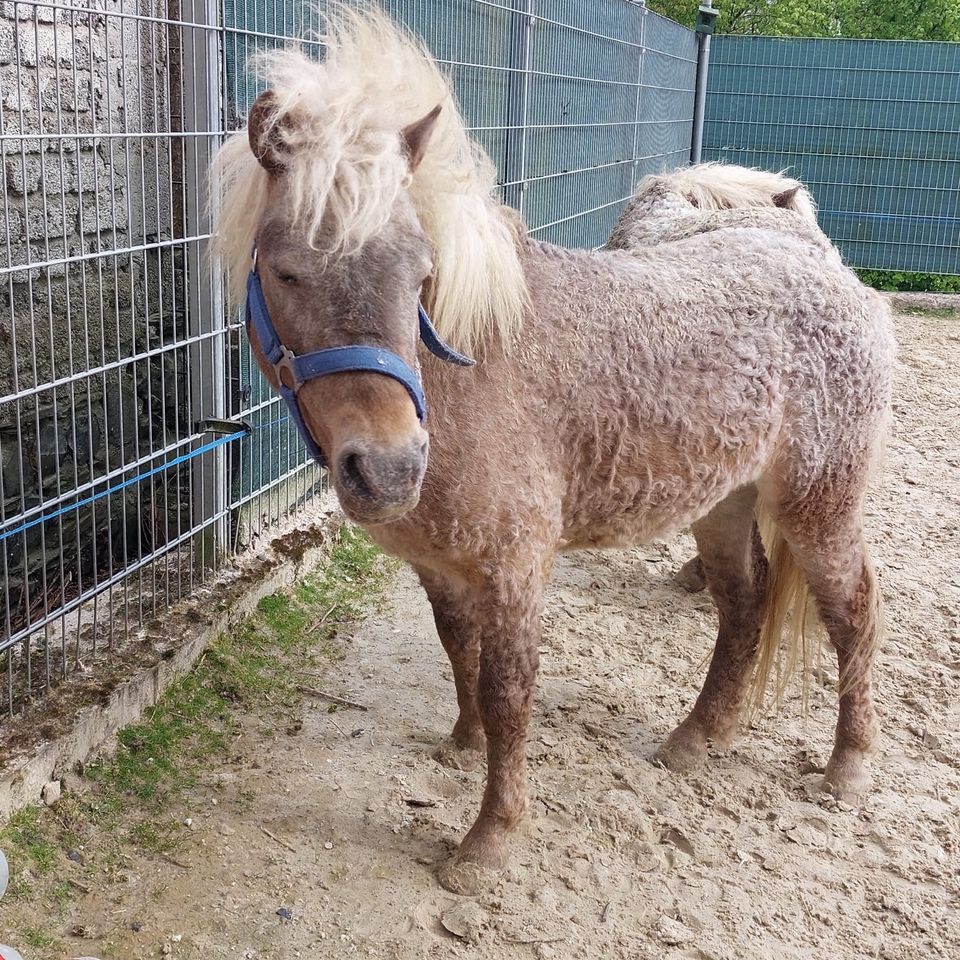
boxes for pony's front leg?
[437,566,544,896]
[417,569,486,770]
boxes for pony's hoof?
[437,856,498,896]
[439,821,509,894]
[822,753,871,804]
[433,737,485,772]
[654,724,708,772]
[676,555,707,593]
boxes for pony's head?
[638,163,819,223]
[210,5,526,524]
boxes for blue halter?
[245,245,474,467]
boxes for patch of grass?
[3,806,58,877]
[22,927,55,948]
[129,817,185,855]
[0,524,394,948]
[84,525,391,815]
[50,879,74,908]
[900,305,957,319]
[88,671,230,808]
[0,807,57,901]
[258,591,310,640]
[0,795,89,904]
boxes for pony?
[607,163,832,594]
[607,162,821,250]
[210,5,895,895]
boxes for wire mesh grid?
[221,0,326,556]
[0,0,697,717]
[1,0,218,715]
[398,0,697,248]
[518,4,697,247]
[0,0,323,717]
[702,36,960,276]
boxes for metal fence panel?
[221,1,325,540]
[518,2,697,247]
[0,0,696,717]
[702,35,960,276]
[0,0,230,714]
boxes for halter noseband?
[245,244,474,467]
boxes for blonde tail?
[749,502,821,715]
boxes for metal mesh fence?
[0,0,696,717]
[221,1,326,548]
[703,36,960,276]
[0,0,227,715]
[471,0,698,248]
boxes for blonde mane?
[209,3,527,353]
[636,162,819,223]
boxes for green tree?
[648,0,960,41]
[839,0,960,40]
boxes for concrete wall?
[0,0,189,626]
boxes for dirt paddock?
[6,305,960,959]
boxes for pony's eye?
[271,265,299,285]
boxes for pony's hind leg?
[766,506,882,801]
[417,569,486,770]
[656,485,767,771]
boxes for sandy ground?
[20,306,960,958]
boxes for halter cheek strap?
[244,245,473,468]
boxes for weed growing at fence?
[858,270,960,294]
[0,525,395,959]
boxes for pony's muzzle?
[335,435,428,519]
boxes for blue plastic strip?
[0,432,243,545]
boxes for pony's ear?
[400,104,442,171]
[772,185,802,209]
[248,89,289,175]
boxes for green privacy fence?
[702,36,960,276]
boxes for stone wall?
[0,0,190,629]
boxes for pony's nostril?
[337,441,426,508]
[340,451,374,501]
[419,438,429,461]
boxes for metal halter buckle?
[274,344,301,391]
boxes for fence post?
[181,0,228,567]
[630,2,648,187]
[690,3,718,164]
[503,0,534,216]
